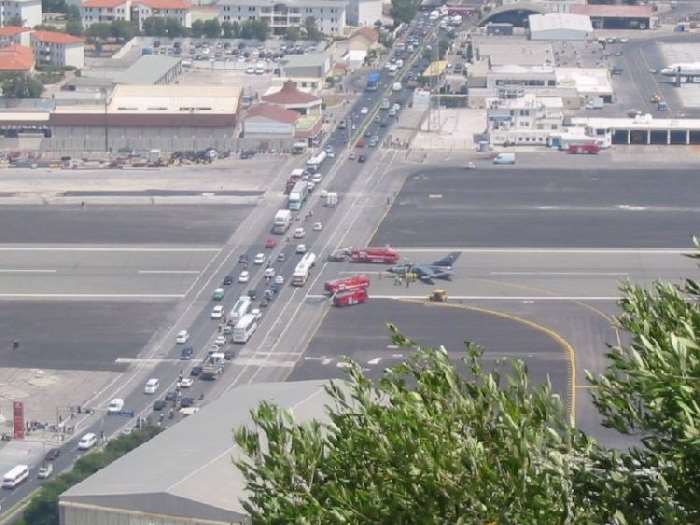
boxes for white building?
[486,93,564,146]
[218,0,347,36]
[30,30,84,69]
[131,0,192,29]
[0,0,41,28]
[346,0,381,27]
[80,0,130,27]
[529,13,592,41]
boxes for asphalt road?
[372,168,700,248]
[288,299,569,404]
[0,205,251,245]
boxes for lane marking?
[394,248,691,254]
[115,358,197,364]
[137,270,201,275]
[0,293,184,298]
[306,294,620,301]
[489,272,629,277]
[0,246,219,252]
[0,269,57,273]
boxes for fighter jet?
[388,252,461,283]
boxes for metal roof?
[118,55,181,85]
[61,380,336,525]
[280,52,329,70]
[528,13,593,34]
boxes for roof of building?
[31,30,84,45]
[82,0,128,7]
[104,84,240,114]
[570,4,654,18]
[118,54,181,84]
[488,93,564,110]
[218,0,344,6]
[490,64,555,75]
[572,115,700,130]
[475,38,554,67]
[0,45,34,72]
[280,52,330,71]
[262,80,320,106]
[61,380,335,524]
[246,103,300,124]
[350,26,379,43]
[0,26,31,37]
[423,60,448,77]
[528,13,592,34]
[134,0,191,9]
[556,67,613,96]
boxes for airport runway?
[373,168,700,248]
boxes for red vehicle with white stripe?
[349,247,399,264]
[333,287,368,307]
[324,275,370,295]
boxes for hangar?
[480,1,545,27]
[572,115,700,145]
[570,4,657,29]
[529,13,593,41]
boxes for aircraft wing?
[432,251,461,268]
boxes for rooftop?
[118,54,181,84]
[98,84,240,114]
[475,39,554,67]
[570,4,654,18]
[134,0,191,9]
[262,80,320,106]
[528,13,593,33]
[0,26,31,37]
[218,0,344,6]
[247,103,300,124]
[31,30,84,45]
[350,26,379,43]
[556,67,613,95]
[572,115,700,130]
[489,93,564,110]
[81,0,128,8]
[61,380,335,525]
[0,45,34,72]
[280,52,329,70]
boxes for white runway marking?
[137,270,200,275]
[489,272,629,277]
[394,248,691,254]
[306,294,620,301]
[0,293,184,299]
[0,269,57,273]
[0,246,219,252]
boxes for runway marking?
[306,294,620,301]
[489,272,629,277]
[115,358,194,364]
[394,248,691,254]
[0,293,184,299]
[234,358,296,368]
[0,269,57,273]
[137,270,200,275]
[0,246,219,252]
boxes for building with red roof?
[31,30,84,69]
[0,44,34,72]
[261,80,322,115]
[132,0,192,29]
[0,0,42,29]
[81,0,131,27]
[0,26,31,47]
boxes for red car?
[264,238,277,249]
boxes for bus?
[229,296,252,325]
[233,314,258,343]
[2,465,29,489]
[292,252,317,286]
[366,71,380,91]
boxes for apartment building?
[131,0,192,29]
[80,0,130,27]
[30,30,84,69]
[0,0,42,28]
[0,26,31,47]
[218,0,347,36]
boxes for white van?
[233,314,258,344]
[2,465,28,488]
[392,82,402,92]
[144,378,159,394]
[493,153,516,165]
[78,432,98,451]
[229,296,252,324]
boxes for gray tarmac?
[288,299,569,405]
[0,204,251,244]
[373,168,700,248]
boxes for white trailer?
[272,209,292,234]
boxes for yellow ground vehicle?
[429,289,448,302]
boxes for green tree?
[42,0,67,13]
[4,14,23,26]
[142,16,167,37]
[190,19,204,38]
[65,18,83,36]
[304,16,323,41]
[85,22,111,41]
[438,38,449,59]
[285,25,301,41]
[0,74,43,98]
[202,18,221,38]
[66,4,80,20]
[111,19,136,41]
[164,17,185,37]
[391,0,418,25]
[465,39,473,62]
[221,21,239,39]
[239,19,268,41]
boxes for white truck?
[306,151,327,173]
[233,314,258,343]
[272,209,292,234]
[288,180,309,210]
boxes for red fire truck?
[333,287,368,307]
[324,275,370,295]
[568,144,600,155]
[349,247,400,264]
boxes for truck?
[292,252,317,286]
[349,247,400,264]
[324,191,338,207]
[284,168,305,194]
[366,71,381,91]
[272,209,292,234]
[324,275,370,295]
[200,353,225,380]
[380,98,391,110]
[333,288,368,307]
[568,143,600,155]
[306,151,327,173]
[233,314,258,344]
[288,180,309,210]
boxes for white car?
[178,378,194,388]
[274,275,284,285]
[175,329,189,344]
[360,106,368,114]
[214,335,226,346]
[210,305,224,319]
[251,307,262,320]
[37,463,53,479]
[264,267,276,278]
[78,432,98,450]
[238,270,250,283]
[296,244,307,254]
[313,222,323,231]
[311,173,322,183]
[293,227,305,239]
[107,398,124,414]
[144,378,159,394]
[254,253,265,264]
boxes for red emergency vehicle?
[324,275,370,295]
[333,287,368,307]
[568,144,600,155]
[350,247,400,264]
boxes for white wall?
[356,0,381,27]
[64,43,84,68]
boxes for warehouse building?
[59,380,337,525]
[279,52,332,92]
[528,13,592,41]
[570,4,656,29]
